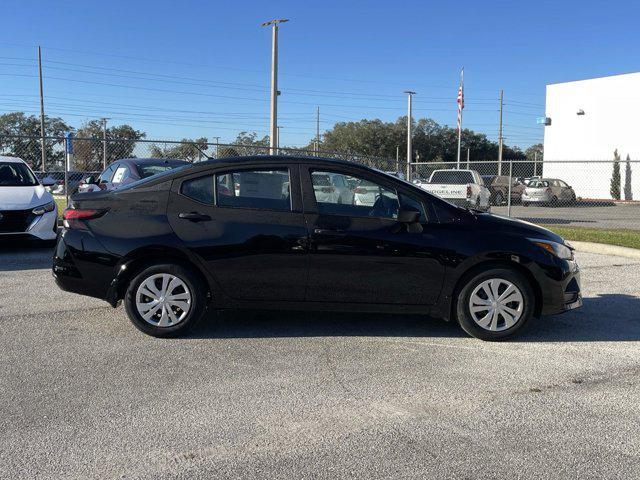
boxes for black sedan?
[53,156,582,340]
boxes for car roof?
[0,155,26,164]
[113,157,189,166]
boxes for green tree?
[149,137,209,162]
[0,112,70,170]
[525,143,543,162]
[624,154,633,201]
[74,120,146,170]
[611,149,621,200]
[230,131,270,156]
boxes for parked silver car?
[311,172,355,205]
[522,178,576,206]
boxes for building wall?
[543,72,640,199]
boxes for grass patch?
[547,225,640,250]
[54,197,67,219]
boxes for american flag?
[457,69,464,131]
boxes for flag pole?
[456,68,464,169]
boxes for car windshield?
[430,171,474,184]
[136,162,184,179]
[529,180,549,188]
[0,161,39,187]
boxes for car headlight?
[529,238,574,260]
[32,201,56,216]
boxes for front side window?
[0,162,38,187]
[98,165,116,183]
[311,170,399,219]
[216,169,291,211]
[111,166,129,184]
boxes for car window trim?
[175,164,300,213]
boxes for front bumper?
[538,258,583,315]
[0,209,57,241]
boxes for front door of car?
[167,164,309,302]
[301,166,446,305]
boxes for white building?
[543,72,640,199]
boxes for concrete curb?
[571,241,640,260]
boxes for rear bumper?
[52,228,119,302]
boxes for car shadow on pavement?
[0,242,54,271]
[188,294,640,343]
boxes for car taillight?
[466,185,472,198]
[63,208,107,229]
[321,187,335,193]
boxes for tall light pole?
[404,91,416,180]
[261,18,288,155]
[37,46,46,172]
[498,89,504,175]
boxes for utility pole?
[211,136,220,158]
[534,151,538,176]
[261,19,288,155]
[100,118,109,169]
[396,145,400,173]
[498,89,504,175]
[315,106,320,155]
[404,91,416,180]
[37,46,46,172]
[466,148,470,169]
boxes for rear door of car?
[300,164,445,305]
[167,162,309,302]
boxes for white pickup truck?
[415,169,491,211]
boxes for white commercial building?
[543,72,640,200]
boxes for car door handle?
[314,228,344,236]
[178,212,211,222]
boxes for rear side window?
[216,169,291,211]
[182,175,214,204]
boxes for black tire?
[124,263,206,338]
[550,196,558,207]
[455,267,535,341]
[494,192,504,206]
[522,202,529,207]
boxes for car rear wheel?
[124,263,206,337]
[494,192,504,205]
[455,268,535,340]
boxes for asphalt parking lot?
[1,246,640,479]
[493,202,640,230]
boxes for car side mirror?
[398,210,420,224]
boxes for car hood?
[0,185,53,210]
[475,212,565,243]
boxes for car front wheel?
[124,263,206,337]
[455,268,535,340]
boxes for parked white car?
[415,169,491,211]
[0,156,58,241]
[311,172,355,205]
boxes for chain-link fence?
[412,160,640,231]
[2,134,639,231]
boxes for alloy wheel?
[468,278,524,332]
[135,273,192,327]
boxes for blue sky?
[1,0,638,149]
